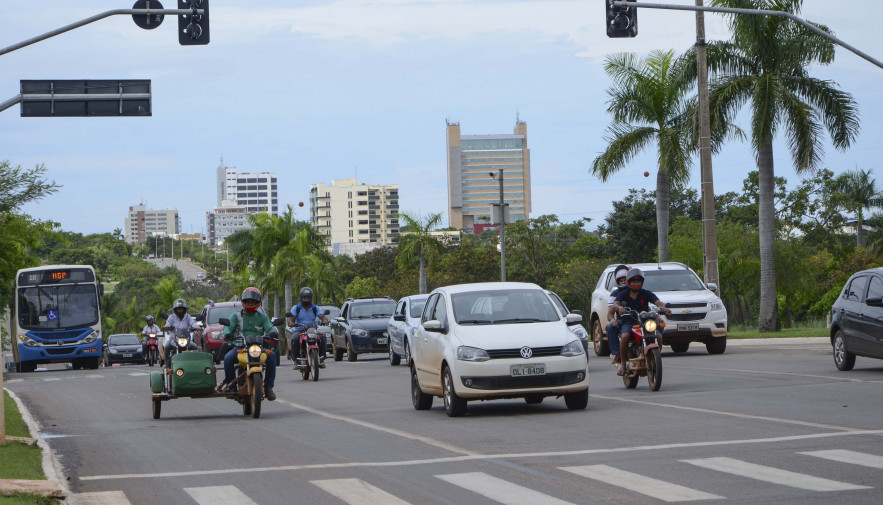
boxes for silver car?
[387,294,429,366]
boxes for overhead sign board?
[20,80,151,117]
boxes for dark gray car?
[830,267,883,370]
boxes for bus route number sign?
[50,271,69,281]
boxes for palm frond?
[590,124,657,181]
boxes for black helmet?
[173,298,187,313]
[299,287,314,303]
[614,264,630,281]
[146,315,154,324]
[627,268,645,284]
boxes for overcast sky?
[3,1,882,236]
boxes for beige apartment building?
[310,178,400,254]
[446,119,531,232]
[125,204,180,244]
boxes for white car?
[410,282,589,417]
[387,294,429,366]
[589,262,728,356]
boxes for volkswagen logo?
[520,346,533,359]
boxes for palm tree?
[708,0,860,331]
[396,211,444,294]
[834,168,882,247]
[250,206,306,314]
[591,50,694,262]
[272,225,328,311]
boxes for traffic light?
[178,0,209,45]
[606,0,638,38]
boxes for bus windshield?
[17,284,100,330]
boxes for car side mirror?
[218,317,231,327]
[707,283,718,293]
[866,297,883,307]
[566,313,583,326]
[335,317,346,323]
[271,317,285,326]
[393,314,406,322]
[194,314,204,322]
[194,322,204,329]
[571,309,583,316]
[422,320,443,332]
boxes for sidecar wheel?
[152,399,161,419]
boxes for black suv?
[330,297,397,362]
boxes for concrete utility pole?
[491,169,507,282]
[695,0,720,291]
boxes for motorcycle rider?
[287,287,329,368]
[141,315,162,358]
[605,265,630,364]
[612,268,671,376]
[221,287,280,401]
[162,298,199,366]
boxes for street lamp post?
[490,169,507,282]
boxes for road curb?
[4,388,69,500]
[727,337,829,346]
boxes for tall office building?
[215,162,279,215]
[205,205,252,248]
[445,119,531,232]
[125,204,180,244]
[310,178,400,254]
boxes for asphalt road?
[4,340,883,505]
[145,258,206,281]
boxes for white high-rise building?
[216,162,278,215]
[125,204,180,244]
[310,178,400,254]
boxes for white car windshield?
[643,270,706,292]
[452,289,561,325]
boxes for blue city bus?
[10,265,104,372]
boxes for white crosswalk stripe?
[681,457,871,491]
[436,471,577,505]
[800,449,883,469]
[184,485,260,505]
[127,372,149,376]
[561,464,724,502]
[67,490,132,505]
[311,478,413,505]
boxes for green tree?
[833,168,882,246]
[0,161,60,213]
[345,276,382,299]
[505,215,587,287]
[396,211,445,294]
[708,0,860,331]
[591,50,694,262]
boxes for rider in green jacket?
[221,287,279,400]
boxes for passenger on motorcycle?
[162,298,199,365]
[287,287,329,368]
[605,265,630,364]
[222,287,280,401]
[141,315,162,357]
[612,268,671,376]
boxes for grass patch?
[4,391,32,438]
[728,326,830,339]
[0,494,59,505]
[2,390,46,480]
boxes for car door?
[389,300,405,353]
[422,294,449,388]
[592,270,613,322]
[333,302,349,347]
[839,275,867,349]
[858,274,883,356]
[414,293,439,384]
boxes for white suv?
[589,262,728,355]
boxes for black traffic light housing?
[606,0,638,38]
[178,0,209,45]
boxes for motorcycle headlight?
[643,319,658,333]
[248,345,262,358]
[19,335,37,347]
[177,337,189,348]
[352,329,368,338]
[83,332,98,343]
[561,340,584,357]
[710,301,724,311]
[307,328,318,337]
[457,346,490,362]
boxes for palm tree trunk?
[273,288,281,319]
[857,209,865,247]
[418,254,427,294]
[284,279,293,314]
[757,139,780,332]
[656,169,671,262]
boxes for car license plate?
[123,353,132,358]
[511,364,545,377]
[377,338,388,345]
[677,324,699,331]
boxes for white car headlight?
[710,301,724,311]
[83,332,98,343]
[561,340,584,357]
[457,346,490,362]
[248,345,262,358]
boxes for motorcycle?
[216,317,281,418]
[621,306,666,391]
[143,332,159,367]
[291,322,321,381]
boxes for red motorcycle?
[292,323,321,381]
[143,332,159,367]
[621,306,666,391]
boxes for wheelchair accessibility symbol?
[47,309,59,321]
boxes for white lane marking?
[561,465,723,502]
[667,366,882,383]
[85,375,103,378]
[67,490,132,505]
[278,399,478,456]
[311,478,413,505]
[436,472,577,505]
[78,429,883,481]
[5,378,23,383]
[127,372,148,376]
[42,377,60,382]
[800,449,883,469]
[592,394,858,432]
[184,485,259,505]
[681,457,871,491]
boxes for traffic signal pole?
[0,7,205,57]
